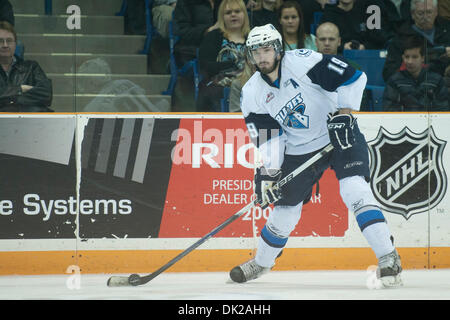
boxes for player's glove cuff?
[255,167,282,209]
[327,112,356,152]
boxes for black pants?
[277,123,370,206]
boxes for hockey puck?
[128,274,142,286]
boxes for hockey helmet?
[246,24,283,64]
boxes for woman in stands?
[196,0,250,112]
[277,1,317,51]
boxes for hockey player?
[230,24,402,287]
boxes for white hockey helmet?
[246,24,283,64]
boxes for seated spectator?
[173,0,222,65]
[320,0,389,52]
[277,1,317,51]
[379,0,412,41]
[438,0,449,21]
[315,22,373,108]
[314,21,341,54]
[170,0,222,111]
[0,22,53,112]
[383,36,448,111]
[153,0,178,39]
[315,22,361,68]
[0,0,14,26]
[383,0,450,82]
[197,0,249,111]
[298,0,329,34]
[250,0,281,27]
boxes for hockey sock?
[255,225,287,268]
[355,206,394,258]
[255,203,302,268]
[339,176,395,259]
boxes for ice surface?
[0,269,449,300]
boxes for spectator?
[379,0,412,39]
[382,0,450,82]
[0,0,14,26]
[320,0,389,52]
[277,1,317,51]
[383,36,448,111]
[438,0,449,21]
[298,0,332,34]
[250,0,281,27]
[196,0,249,111]
[170,0,221,111]
[153,0,178,39]
[173,0,222,65]
[315,22,372,108]
[0,22,53,112]
[315,22,361,68]
[314,21,341,54]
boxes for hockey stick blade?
[107,274,143,287]
[107,143,333,287]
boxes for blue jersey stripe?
[341,70,363,86]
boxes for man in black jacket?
[383,35,448,110]
[0,0,14,26]
[382,0,450,82]
[0,22,53,112]
[173,0,221,62]
[320,0,389,52]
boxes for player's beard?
[257,57,279,75]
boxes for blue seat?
[310,11,323,35]
[344,50,387,111]
[162,19,200,102]
[14,40,24,59]
[343,49,387,87]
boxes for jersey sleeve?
[306,54,367,111]
[240,80,287,170]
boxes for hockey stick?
[107,143,334,287]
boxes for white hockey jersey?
[240,49,367,169]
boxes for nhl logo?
[368,126,447,219]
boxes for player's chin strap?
[326,112,356,151]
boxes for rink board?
[0,113,449,275]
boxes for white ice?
[0,269,449,300]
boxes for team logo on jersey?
[266,92,274,103]
[367,126,447,219]
[274,93,309,129]
[295,49,312,57]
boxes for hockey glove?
[327,112,356,151]
[255,167,282,209]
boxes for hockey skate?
[229,258,271,283]
[376,249,403,287]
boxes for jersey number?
[327,57,348,75]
